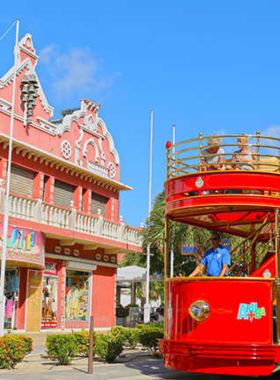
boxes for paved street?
[1,357,280,380]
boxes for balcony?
[1,193,142,250]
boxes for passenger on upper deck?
[201,135,225,171]
[188,232,231,277]
[227,133,256,170]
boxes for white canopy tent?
[117,265,163,305]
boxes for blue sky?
[1,1,280,227]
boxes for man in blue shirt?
[189,232,231,277]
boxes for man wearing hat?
[189,232,231,277]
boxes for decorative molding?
[0,98,12,112]
[107,162,116,179]
[83,138,99,162]
[57,109,86,136]
[98,118,120,165]
[61,140,72,160]
[84,114,98,133]
[0,103,56,136]
[0,57,53,116]
[87,160,109,178]
[75,127,84,149]
[37,117,57,135]
[18,33,39,59]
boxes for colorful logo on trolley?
[195,177,204,188]
[237,302,266,322]
[263,269,271,278]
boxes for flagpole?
[0,19,19,337]
[170,125,175,278]
[144,110,153,324]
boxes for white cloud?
[38,45,120,98]
[260,125,280,155]
[261,125,280,139]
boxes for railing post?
[256,130,260,170]
[0,187,5,214]
[34,198,42,222]
[199,132,203,171]
[275,209,280,344]
[97,208,103,237]
[69,200,77,230]
[119,216,125,241]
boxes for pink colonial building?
[0,33,142,332]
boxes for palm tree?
[142,190,213,277]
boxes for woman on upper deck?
[201,135,225,171]
[228,133,256,170]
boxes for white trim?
[0,58,53,115]
[0,103,56,136]
[66,261,97,271]
[45,253,119,268]
[64,266,92,324]
[89,271,93,321]
[83,138,99,162]
[0,131,132,190]
[18,33,39,59]
[37,117,58,135]
[24,269,29,332]
[98,118,120,165]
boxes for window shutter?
[91,193,108,216]
[54,180,74,208]
[10,165,35,197]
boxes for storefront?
[4,269,19,329]
[65,269,90,322]
[0,224,45,332]
[41,262,58,329]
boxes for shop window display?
[4,270,19,329]
[41,264,58,329]
[65,270,90,321]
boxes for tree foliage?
[124,189,271,281]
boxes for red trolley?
[159,133,280,376]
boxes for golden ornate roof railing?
[166,133,280,180]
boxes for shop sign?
[0,224,44,267]
[44,262,58,276]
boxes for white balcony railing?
[4,193,142,248]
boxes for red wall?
[92,266,116,328]
[17,268,27,330]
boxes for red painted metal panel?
[166,172,280,198]
[166,279,273,344]
[160,278,276,376]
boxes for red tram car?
[159,133,280,376]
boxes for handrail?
[166,132,280,179]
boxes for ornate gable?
[56,99,120,181]
[0,34,54,117]
[0,32,125,189]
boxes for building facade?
[0,33,142,332]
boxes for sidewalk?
[1,332,174,379]
[0,351,188,380]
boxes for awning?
[117,265,163,283]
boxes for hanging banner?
[0,224,44,267]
